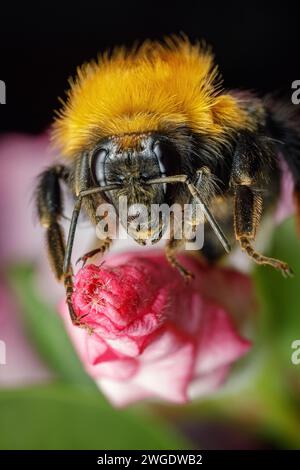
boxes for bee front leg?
[165,239,194,280]
[36,165,69,281]
[165,213,194,280]
[76,238,112,267]
[35,165,83,325]
[61,194,94,331]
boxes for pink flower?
[0,282,51,387]
[60,251,252,407]
[274,154,295,224]
[0,132,57,387]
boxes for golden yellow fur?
[53,36,250,156]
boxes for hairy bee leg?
[63,270,77,322]
[75,238,112,267]
[234,184,293,277]
[62,151,101,327]
[64,150,119,327]
[64,264,91,327]
[35,166,90,326]
[165,211,194,280]
[63,196,82,275]
[62,195,86,326]
[63,196,95,331]
[239,236,293,277]
[76,248,102,267]
[165,240,194,280]
[230,131,293,277]
[36,165,69,280]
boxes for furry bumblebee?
[36,36,300,325]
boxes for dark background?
[0,1,299,135]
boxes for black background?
[0,1,299,134]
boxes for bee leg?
[35,165,85,325]
[62,194,88,326]
[165,213,194,280]
[230,131,293,277]
[165,239,194,280]
[234,184,293,277]
[64,269,93,332]
[61,195,94,332]
[76,238,112,267]
[63,156,119,328]
[36,165,69,281]
[63,270,77,323]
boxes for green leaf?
[254,217,300,367]
[0,383,189,450]
[7,264,96,389]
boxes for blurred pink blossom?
[60,252,252,407]
[0,132,94,387]
[0,282,51,386]
[0,133,57,386]
[275,155,295,224]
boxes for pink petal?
[140,327,190,362]
[92,358,138,380]
[194,305,251,377]
[134,342,194,403]
[98,342,194,406]
[59,300,88,361]
[99,378,152,407]
[86,334,108,365]
[105,336,140,357]
[188,366,230,399]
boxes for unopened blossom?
[61,251,253,407]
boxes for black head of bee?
[89,133,184,244]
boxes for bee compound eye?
[91,148,108,186]
[152,139,181,180]
[153,142,166,177]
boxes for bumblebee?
[36,36,300,325]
